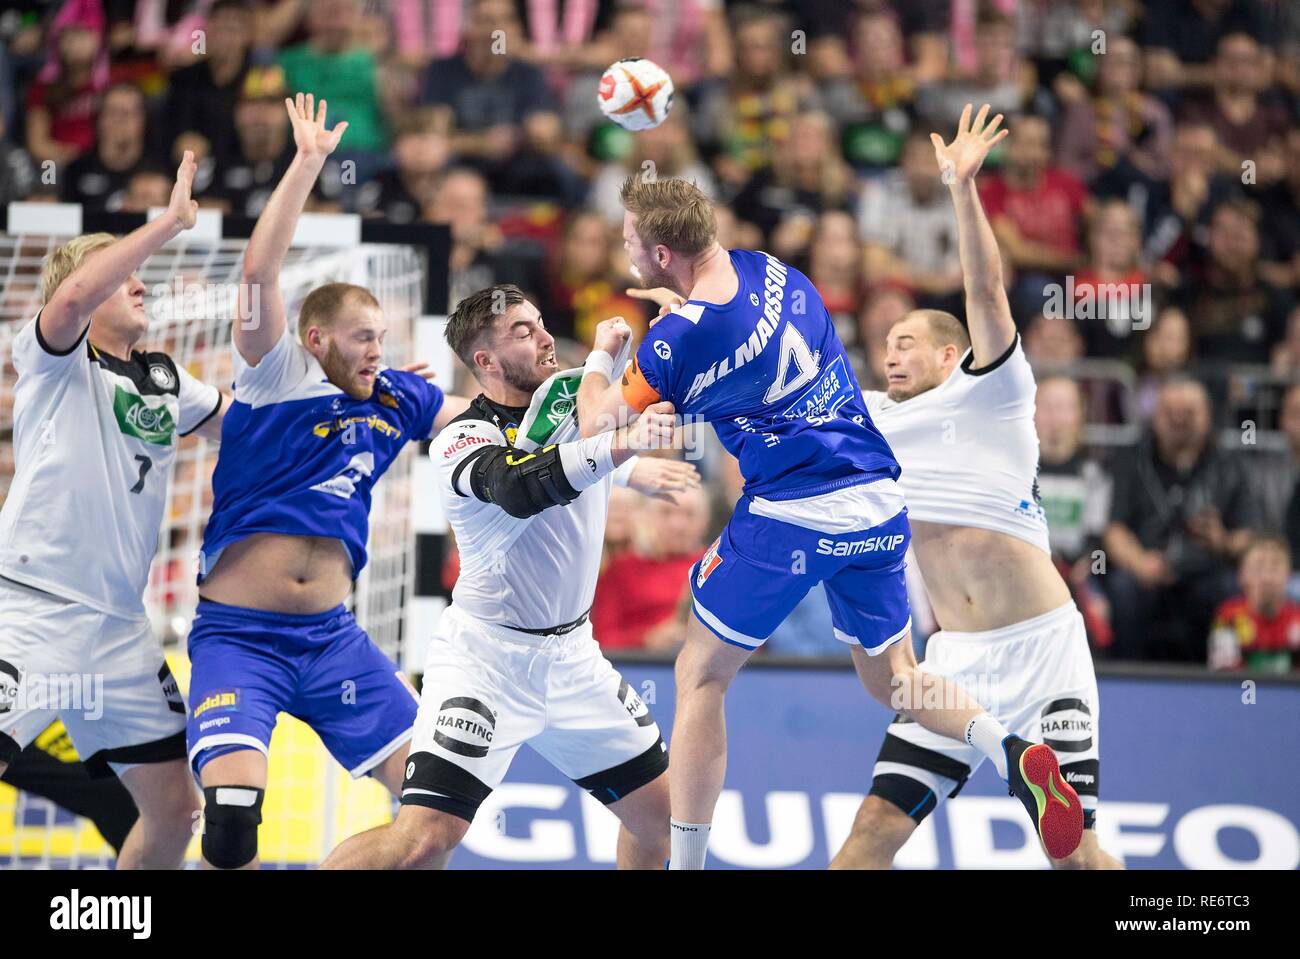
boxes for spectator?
[1257,127,1300,290]
[1055,35,1174,184]
[1271,305,1300,376]
[1176,197,1290,365]
[1255,383,1300,559]
[821,11,919,170]
[1176,32,1290,178]
[1072,199,1152,358]
[916,9,1032,134]
[164,0,252,166]
[544,209,644,343]
[980,112,1089,317]
[1035,374,1113,647]
[859,129,963,310]
[591,483,709,650]
[587,108,717,227]
[692,7,818,188]
[355,108,449,223]
[60,82,152,210]
[1142,120,1240,274]
[0,110,36,207]
[1140,0,1272,91]
[208,66,343,217]
[730,110,853,258]
[1135,306,1195,421]
[419,0,562,196]
[278,0,389,181]
[1208,536,1300,672]
[1102,377,1260,662]
[805,211,864,336]
[24,9,108,165]
[1024,313,1085,370]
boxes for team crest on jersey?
[148,363,176,391]
[378,390,399,410]
[505,427,518,445]
[696,538,723,588]
[0,659,23,715]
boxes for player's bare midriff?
[198,532,353,614]
[909,519,1072,634]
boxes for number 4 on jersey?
[763,324,821,405]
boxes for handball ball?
[597,58,674,132]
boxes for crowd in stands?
[1,0,1298,670]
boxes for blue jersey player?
[186,94,468,869]
[578,174,1077,869]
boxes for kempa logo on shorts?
[433,697,496,758]
[50,889,151,939]
[112,387,176,445]
[3,671,103,720]
[816,533,906,557]
[1040,698,1093,752]
[617,679,654,728]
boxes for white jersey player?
[322,285,697,870]
[0,153,226,868]
[831,106,1120,869]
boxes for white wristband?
[558,430,617,492]
[583,350,615,382]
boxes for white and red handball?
[597,58,674,132]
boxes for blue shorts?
[186,599,419,777]
[690,487,912,653]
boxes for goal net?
[0,228,427,868]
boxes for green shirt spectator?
[277,44,388,154]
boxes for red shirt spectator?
[1209,537,1300,673]
[981,166,1088,259]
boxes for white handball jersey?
[0,313,222,619]
[863,336,1050,553]
[434,396,636,630]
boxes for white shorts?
[0,577,187,777]
[871,600,1101,825]
[402,605,667,822]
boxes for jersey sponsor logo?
[311,413,401,441]
[815,533,906,557]
[148,363,176,391]
[158,663,185,714]
[1039,698,1093,753]
[617,678,654,727]
[696,537,723,588]
[654,339,672,360]
[433,696,497,758]
[0,658,22,715]
[1015,498,1048,524]
[682,255,789,406]
[112,388,176,445]
[524,376,579,447]
[779,353,852,423]
[443,433,494,458]
[192,689,239,719]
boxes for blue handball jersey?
[199,329,444,581]
[621,249,898,500]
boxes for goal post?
[0,205,453,868]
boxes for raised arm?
[578,316,638,437]
[40,152,198,352]
[932,104,1016,368]
[236,93,347,367]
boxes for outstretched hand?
[285,92,348,161]
[169,150,199,230]
[931,103,1008,186]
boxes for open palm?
[931,103,1008,185]
[284,92,348,159]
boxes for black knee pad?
[202,785,264,869]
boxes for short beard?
[499,354,546,396]
[640,260,685,298]
[320,341,371,400]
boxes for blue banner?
[449,664,1300,869]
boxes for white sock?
[669,819,711,870]
[965,714,1012,779]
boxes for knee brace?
[202,785,264,869]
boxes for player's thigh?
[0,580,82,765]
[401,621,544,825]
[64,613,189,780]
[688,504,821,653]
[531,638,668,812]
[186,617,293,778]
[290,613,420,779]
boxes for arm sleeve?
[12,310,89,381]
[959,335,1037,412]
[232,327,311,407]
[622,341,668,412]
[176,364,224,436]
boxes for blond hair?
[298,283,380,343]
[41,233,117,304]
[619,175,716,255]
